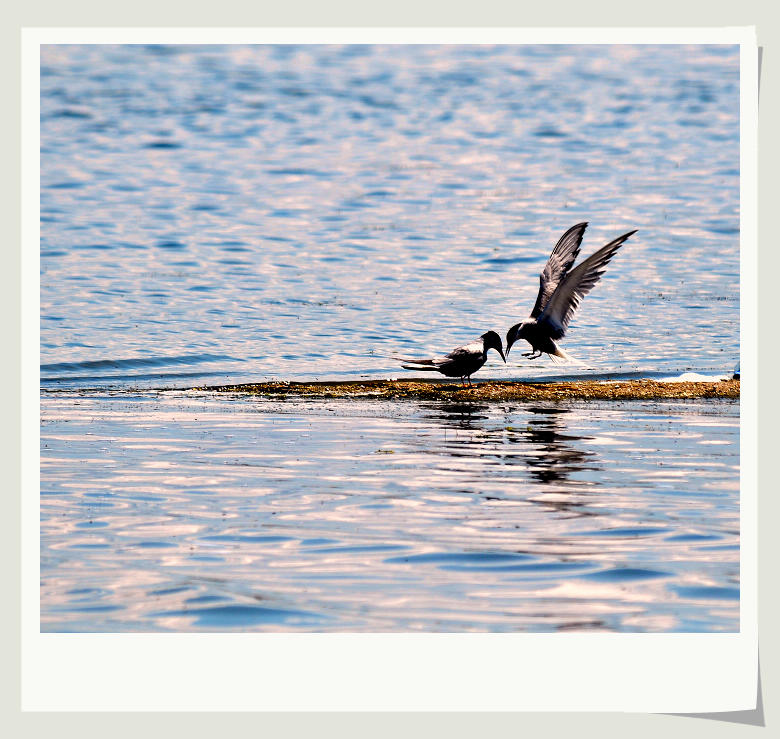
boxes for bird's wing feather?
[397,337,484,372]
[530,222,588,318]
[538,230,636,339]
[444,341,483,361]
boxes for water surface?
[39,44,740,632]
[40,44,739,389]
[41,392,739,632]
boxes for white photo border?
[22,26,757,712]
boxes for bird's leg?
[527,351,542,360]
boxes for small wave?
[266,168,331,177]
[144,140,182,149]
[484,255,541,265]
[513,369,733,384]
[47,108,93,120]
[150,604,327,627]
[657,372,730,383]
[41,353,241,373]
[533,126,567,138]
[42,370,239,386]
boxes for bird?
[505,222,637,363]
[395,331,506,386]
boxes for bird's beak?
[505,339,513,358]
[498,346,506,364]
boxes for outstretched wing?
[538,230,637,339]
[530,222,588,318]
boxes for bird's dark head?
[505,323,523,357]
[481,330,506,363]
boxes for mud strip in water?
[195,378,740,401]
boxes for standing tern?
[505,223,637,362]
[396,331,506,386]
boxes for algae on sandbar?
[195,378,740,402]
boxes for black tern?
[396,331,506,386]
[506,223,637,362]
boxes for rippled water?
[40,44,739,388]
[39,44,740,631]
[40,392,738,632]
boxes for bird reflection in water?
[427,402,491,428]
[420,403,600,517]
[421,402,600,517]
[422,402,598,485]
[515,406,596,485]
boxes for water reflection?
[515,406,597,485]
[423,402,490,427]
[40,392,740,632]
[421,401,598,486]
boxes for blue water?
[40,44,739,388]
[40,393,739,632]
[39,45,740,632]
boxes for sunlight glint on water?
[40,393,739,632]
[40,44,739,388]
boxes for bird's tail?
[391,355,438,366]
[549,345,581,365]
[392,355,443,371]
